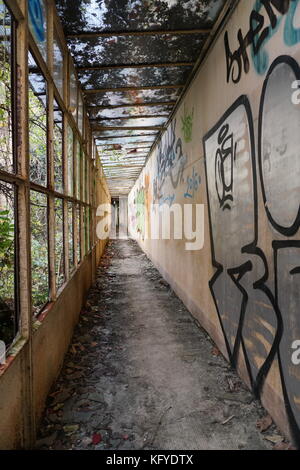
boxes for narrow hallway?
[36,240,278,451]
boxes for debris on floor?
[36,240,293,450]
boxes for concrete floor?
[36,239,282,450]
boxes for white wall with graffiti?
[128,0,300,445]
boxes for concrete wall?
[128,0,300,446]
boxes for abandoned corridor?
[37,240,276,450]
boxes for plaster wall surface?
[128,0,300,445]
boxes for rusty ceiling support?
[77,62,194,71]
[88,101,176,109]
[95,137,157,141]
[67,28,211,39]
[90,114,169,121]
[84,84,184,93]
[93,126,165,131]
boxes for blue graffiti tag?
[184,167,201,199]
[29,0,45,43]
[251,0,300,76]
[284,0,300,46]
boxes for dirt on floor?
[36,239,293,450]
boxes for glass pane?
[85,206,90,253]
[68,202,74,272]
[82,153,86,203]
[0,2,13,173]
[69,66,77,120]
[29,52,47,186]
[55,198,64,290]
[76,141,81,200]
[54,100,63,193]
[86,159,89,203]
[67,123,74,196]
[53,31,63,98]
[0,181,16,348]
[28,0,47,58]
[30,190,49,315]
[84,207,90,254]
[76,204,81,263]
[77,94,83,136]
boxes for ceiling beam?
[90,114,169,121]
[67,28,211,39]
[84,84,184,93]
[77,61,193,71]
[93,126,165,131]
[88,101,176,110]
[96,139,156,144]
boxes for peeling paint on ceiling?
[55,0,227,195]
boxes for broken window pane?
[0,180,16,348]
[0,2,13,173]
[67,123,74,196]
[30,190,49,315]
[55,198,64,290]
[54,100,63,193]
[53,31,64,98]
[29,52,47,186]
[28,0,47,59]
[68,202,74,272]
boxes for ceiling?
[55,0,229,197]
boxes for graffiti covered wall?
[128,0,300,445]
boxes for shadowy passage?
[37,240,278,450]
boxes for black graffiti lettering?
[224,0,294,83]
[249,10,270,56]
[224,31,242,84]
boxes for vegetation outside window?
[55,198,64,290]
[30,190,49,315]
[0,1,14,173]
[29,52,48,187]
[53,99,63,194]
[68,202,74,273]
[0,181,16,347]
[67,123,74,196]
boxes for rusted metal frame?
[62,34,70,280]
[77,61,194,71]
[95,136,157,142]
[47,2,56,302]
[90,114,169,121]
[6,0,24,21]
[85,84,184,93]
[93,126,165,131]
[66,28,211,39]
[88,101,176,110]
[13,0,35,449]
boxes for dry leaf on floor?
[256,415,273,432]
